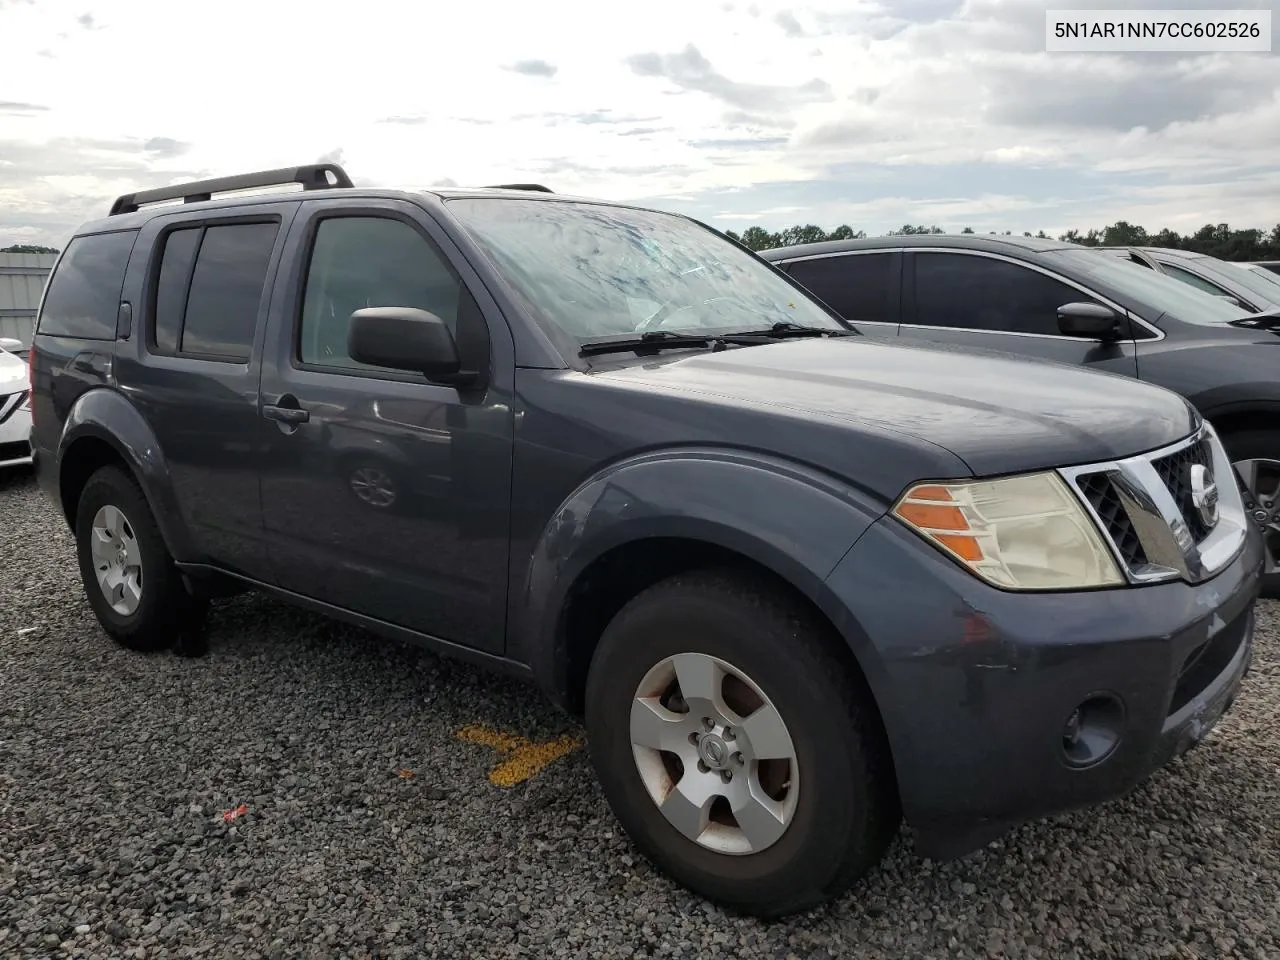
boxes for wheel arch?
[1203,402,1280,440]
[56,389,194,560]
[513,448,896,753]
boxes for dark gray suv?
[29,165,1262,918]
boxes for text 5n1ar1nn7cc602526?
[1046,9,1271,52]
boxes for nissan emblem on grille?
[1190,463,1219,529]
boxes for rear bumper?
[824,514,1263,859]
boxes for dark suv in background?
[28,166,1261,917]
[763,234,1280,593]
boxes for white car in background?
[0,337,33,469]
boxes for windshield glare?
[1056,249,1253,325]
[446,198,845,342]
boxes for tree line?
[723,221,1280,261]
[0,244,60,254]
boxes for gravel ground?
[2,466,1278,960]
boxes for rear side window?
[785,253,898,325]
[149,221,279,362]
[153,228,201,353]
[36,231,137,340]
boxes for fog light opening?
[1062,693,1125,769]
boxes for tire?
[1219,429,1280,598]
[74,465,193,652]
[584,568,898,918]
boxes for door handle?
[262,403,310,424]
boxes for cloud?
[0,101,48,114]
[774,11,803,36]
[76,12,96,28]
[507,59,558,78]
[143,137,189,158]
[0,137,206,245]
[625,44,832,113]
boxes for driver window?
[299,216,465,371]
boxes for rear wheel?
[584,569,898,918]
[74,465,193,652]
[1221,429,1280,597]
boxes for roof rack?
[108,163,354,216]
[484,183,554,193]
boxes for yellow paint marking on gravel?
[456,724,584,788]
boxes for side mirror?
[0,337,24,353]
[1214,294,1246,309]
[347,307,476,386]
[1057,302,1122,341]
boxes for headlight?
[892,471,1123,590]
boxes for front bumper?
[0,397,32,468]
[824,513,1263,859]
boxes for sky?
[1,0,1278,248]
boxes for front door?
[897,250,1140,377]
[257,199,515,653]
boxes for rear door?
[897,249,1140,377]
[777,250,901,340]
[115,203,300,580]
[255,198,516,653]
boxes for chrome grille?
[1151,439,1213,541]
[1060,423,1248,586]
[1075,472,1148,567]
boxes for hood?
[593,337,1198,477]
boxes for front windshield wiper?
[730,321,859,338]
[579,322,857,357]
[1228,309,1280,330]
[579,330,735,356]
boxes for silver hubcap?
[629,652,799,856]
[1233,458,1280,574]
[350,467,396,508]
[89,505,143,616]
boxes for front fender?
[58,387,195,560]
[516,447,891,709]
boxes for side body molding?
[56,387,195,561]
[515,447,891,710]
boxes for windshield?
[1195,257,1280,305]
[1053,248,1254,326]
[1241,264,1280,294]
[446,198,846,343]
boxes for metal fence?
[0,253,56,348]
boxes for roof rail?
[108,163,355,216]
[484,183,554,193]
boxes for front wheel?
[584,570,898,918]
[1221,429,1280,598]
